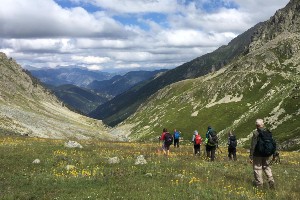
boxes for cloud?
[0,0,133,38]
[0,0,290,72]
[71,55,111,64]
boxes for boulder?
[32,159,40,164]
[64,141,83,148]
[108,157,120,164]
[135,155,147,165]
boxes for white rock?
[66,165,76,170]
[64,140,83,148]
[145,173,152,177]
[32,159,41,164]
[108,157,120,164]
[135,155,147,165]
[175,174,185,179]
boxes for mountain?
[0,53,110,139]
[87,69,168,97]
[115,0,300,150]
[29,67,113,87]
[89,22,260,126]
[47,84,110,114]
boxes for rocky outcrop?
[250,0,300,52]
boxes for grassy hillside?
[118,32,300,150]
[1,135,299,199]
[0,53,110,139]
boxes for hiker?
[249,119,276,189]
[160,128,173,156]
[228,131,237,161]
[191,130,202,155]
[173,129,181,148]
[205,126,218,161]
[160,128,167,154]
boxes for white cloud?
[0,0,291,72]
[86,64,104,70]
[72,55,111,64]
[0,0,133,38]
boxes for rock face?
[250,0,300,52]
[116,0,300,150]
[0,53,110,139]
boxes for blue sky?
[0,0,290,72]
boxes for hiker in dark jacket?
[227,131,237,161]
[205,126,218,161]
[160,128,172,156]
[249,119,276,189]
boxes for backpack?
[164,132,173,146]
[194,135,202,145]
[174,132,180,139]
[229,136,237,148]
[208,130,218,145]
[255,129,276,157]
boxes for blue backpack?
[174,131,180,139]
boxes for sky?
[0,0,290,72]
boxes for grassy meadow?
[0,136,299,200]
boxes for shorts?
[164,144,171,150]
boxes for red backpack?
[195,135,202,145]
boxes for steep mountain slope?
[48,84,109,114]
[30,67,113,87]
[0,53,110,139]
[87,69,167,97]
[90,22,261,126]
[116,0,300,150]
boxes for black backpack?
[208,130,218,145]
[164,132,173,146]
[229,135,237,148]
[255,128,276,157]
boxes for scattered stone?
[64,140,83,148]
[32,159,41,164]
[145,173,152,177]
[135,155,147,165]
[175,174,185,179]
[66,165,76,170]
[108,157,120,164]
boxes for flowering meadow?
[0,136,299,200]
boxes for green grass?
[1,135,299,200]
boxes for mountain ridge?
[114,0,300,150]
[0,53,110,139]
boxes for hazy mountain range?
[30,68,167,114]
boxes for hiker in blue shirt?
[173,129,181,148]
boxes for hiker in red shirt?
[192,130,202,156]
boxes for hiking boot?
[269,181,275,190]
[252,181,263,189]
